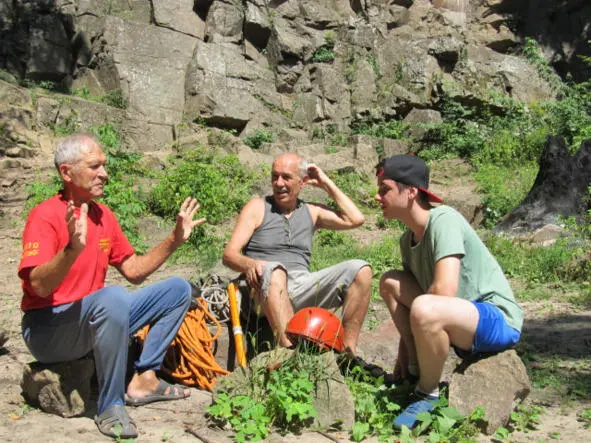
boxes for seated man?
[18,134,206,439]
[223,153,372,355]
[375,155,524,430]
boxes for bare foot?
[126,370,190,401]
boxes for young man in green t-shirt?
[375,155,523,430]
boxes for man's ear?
[58,163,72,183]
[407,186,419,200]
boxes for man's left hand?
[173,197,206,244]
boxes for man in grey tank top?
[223,153,372,356]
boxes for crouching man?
[375,155,523,430]
[18,134,206,439]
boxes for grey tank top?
[244,196,314,272]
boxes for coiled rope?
[136,297,230,390]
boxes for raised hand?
[66,200,88,253]
[304,163,330,189]
[173,197,206,244]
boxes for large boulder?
[448,349,531,435]
[152,0,206,39]
[204,0,244,44]
[21,358,95,418]
[184,41,285,131]
[447,45,556,106]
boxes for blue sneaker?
[393,393,439,430]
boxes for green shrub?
[475,163,538,227]
[485,234,580,285]
[150,148,256,224]
[326,170,377,211]
[352,119,407,140]
[91,124,148,250]
[312,31,336,63]
[25,175,62,212]
[101,90,128,109]
[208,348,325,441]
[312,45,335,63]
[243,129,274,149]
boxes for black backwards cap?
[376,155,443,203]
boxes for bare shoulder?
[239,197,265,227]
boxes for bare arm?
[305,163,365,230]
[29,201,88,298]
[426,255,462,297]
[222,198,266,289]
[116,197,205,284]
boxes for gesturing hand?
[173,197,207,244]
[66,200,88,253]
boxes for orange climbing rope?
[136,298,230,391]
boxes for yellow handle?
[227,282,247,368]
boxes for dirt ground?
[0,160,590,442]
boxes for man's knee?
[354,264,372,285]
[379,270,402,300]
[162,276,192,308]
[409,294,440,329]
[268,267,287,291]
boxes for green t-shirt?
[400,205,523,331]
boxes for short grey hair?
[272,153,309,179]
[298,158,309,178]
[54,134,99,170]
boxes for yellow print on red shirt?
[99,238,111,253]
[22,241,40,258]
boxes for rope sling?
[136,297,230,391]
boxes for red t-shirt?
[18,194,135,311]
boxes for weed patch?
[243,129,274,149]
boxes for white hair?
[273,153,309,178]
[54,134,98,170]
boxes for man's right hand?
[245,259,266,290]
[66,200,88,253]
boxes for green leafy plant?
[243,129,274,149]
[367,55,382,80]
[352,119,407,140]
[493,426,510,441]
[208,349,325,441]
[508,404,544,432]
[312,31,336,63]
[414,400,486,442]
[312,46,335,63]
[101,90,128,109]
[149,148,259,263]
[25,174,62,212]
[91,124,148,250]
[578,408,591,428]
[345,366,402,441]
[52,114,79,136]
[475,163,538,227]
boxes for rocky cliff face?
[0,0,587,153]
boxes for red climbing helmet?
[285,307,344,352]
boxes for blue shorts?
[454,301,521,359]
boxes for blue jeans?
[22,277,191,415]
